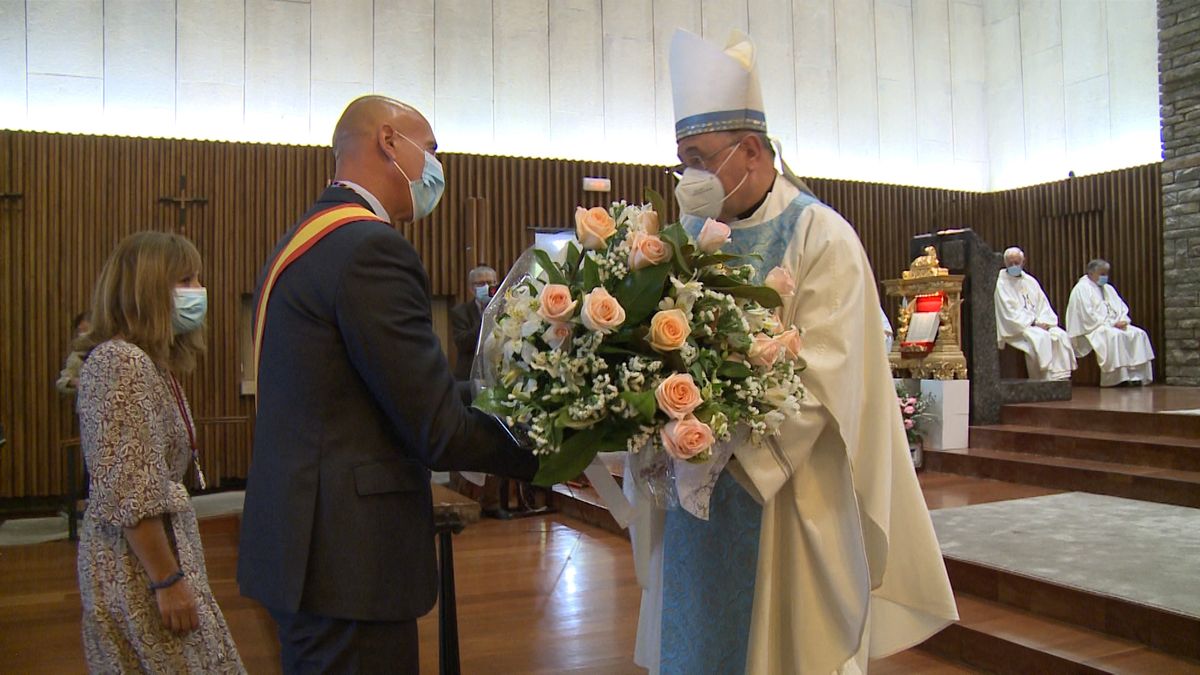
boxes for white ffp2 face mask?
[672,141,749,219]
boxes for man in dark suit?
[238,96,537,674]
[449,264,497,381]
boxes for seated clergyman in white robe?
[994,247,1076,381]
[1066,258,1155,387]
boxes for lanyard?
[166,374,207,490]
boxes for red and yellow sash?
[253,204,385,383]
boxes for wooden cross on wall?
[159,174,208,229]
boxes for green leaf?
[725,284,783,308]
[613,262,671,326]
[581,254,601,291]
[699,273,740,288]
[656,222,693,278]
[659,348,687,373]
[565,242,581,281]
[619,390,658,423]
[694,253,748,268]
[716,361,754,379]
[533,426,634,486]
[533,248,568,286]
[472,387,511,415]
[644,187,668,223]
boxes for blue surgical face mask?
[172,287,208,335]
[474,283,491,301]
[392,134,445,221]
[1006,265,1023,277]
[1097,275,1109,286]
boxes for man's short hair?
[744,132,776,160]
[1086,258,1110,274]
[468,265,497,284]
[1003,247,1025,263]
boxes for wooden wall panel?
[0,131,676,498]
[807,165,1162,388]
[0,130,1162,498]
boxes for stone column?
[1160,0,1200,386]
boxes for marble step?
[943,557,1200,662]
[923,447,1200,508]
[1000,402,1200,440]
[968,424,1200,471]
[922,592,1200,674]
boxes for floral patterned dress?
[75,339,244,674]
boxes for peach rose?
[580,287,626,333]
[575,206,616,250]
[543,321,573,350]
[648,309,691,352]
[628,232,671,271]
[537,283,577,322]
[775,328,803,360]
[747,333,783,368]
[655,373,703,420]
[661,416,715,460]
[638,209,660,234]
[696,218,731,254]
[764,266,795,297]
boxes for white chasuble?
[994,271,1077,381]
[628,174,958,674]
[1066,277,1155,386]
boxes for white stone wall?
[984,0,1161,189]
[0,0,1160,191]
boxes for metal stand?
[66,443,79,542]
[436,522,463,675]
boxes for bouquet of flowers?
[896,388,933,444]
[473,190,806,488]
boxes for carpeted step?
[924,446,1200,508]
[921,592,1200,674]
[969,424,1200,471]
[942,556,1200,662]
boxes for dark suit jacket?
[449,300,483,380]
[237,187,536,622]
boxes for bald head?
[333,96,431,160]
[330,95,438,223]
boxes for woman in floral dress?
[67,231,244,673]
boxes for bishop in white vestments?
[994,247,1076,381]
[624,29,958,675]
[1066,259,1155,386]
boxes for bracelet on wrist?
[149,570,185,591]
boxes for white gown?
[881,307,894,354]
[994,270,1077,381]
[1065,276,1155,386]
[627,174,958,674]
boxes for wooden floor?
[0,473,1021,674]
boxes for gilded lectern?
[883,246,969,380]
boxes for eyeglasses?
[668,137,745,178]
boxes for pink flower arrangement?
[895,388,932,444]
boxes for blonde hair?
[72,231,206,375]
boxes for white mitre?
[669,29,767,141]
